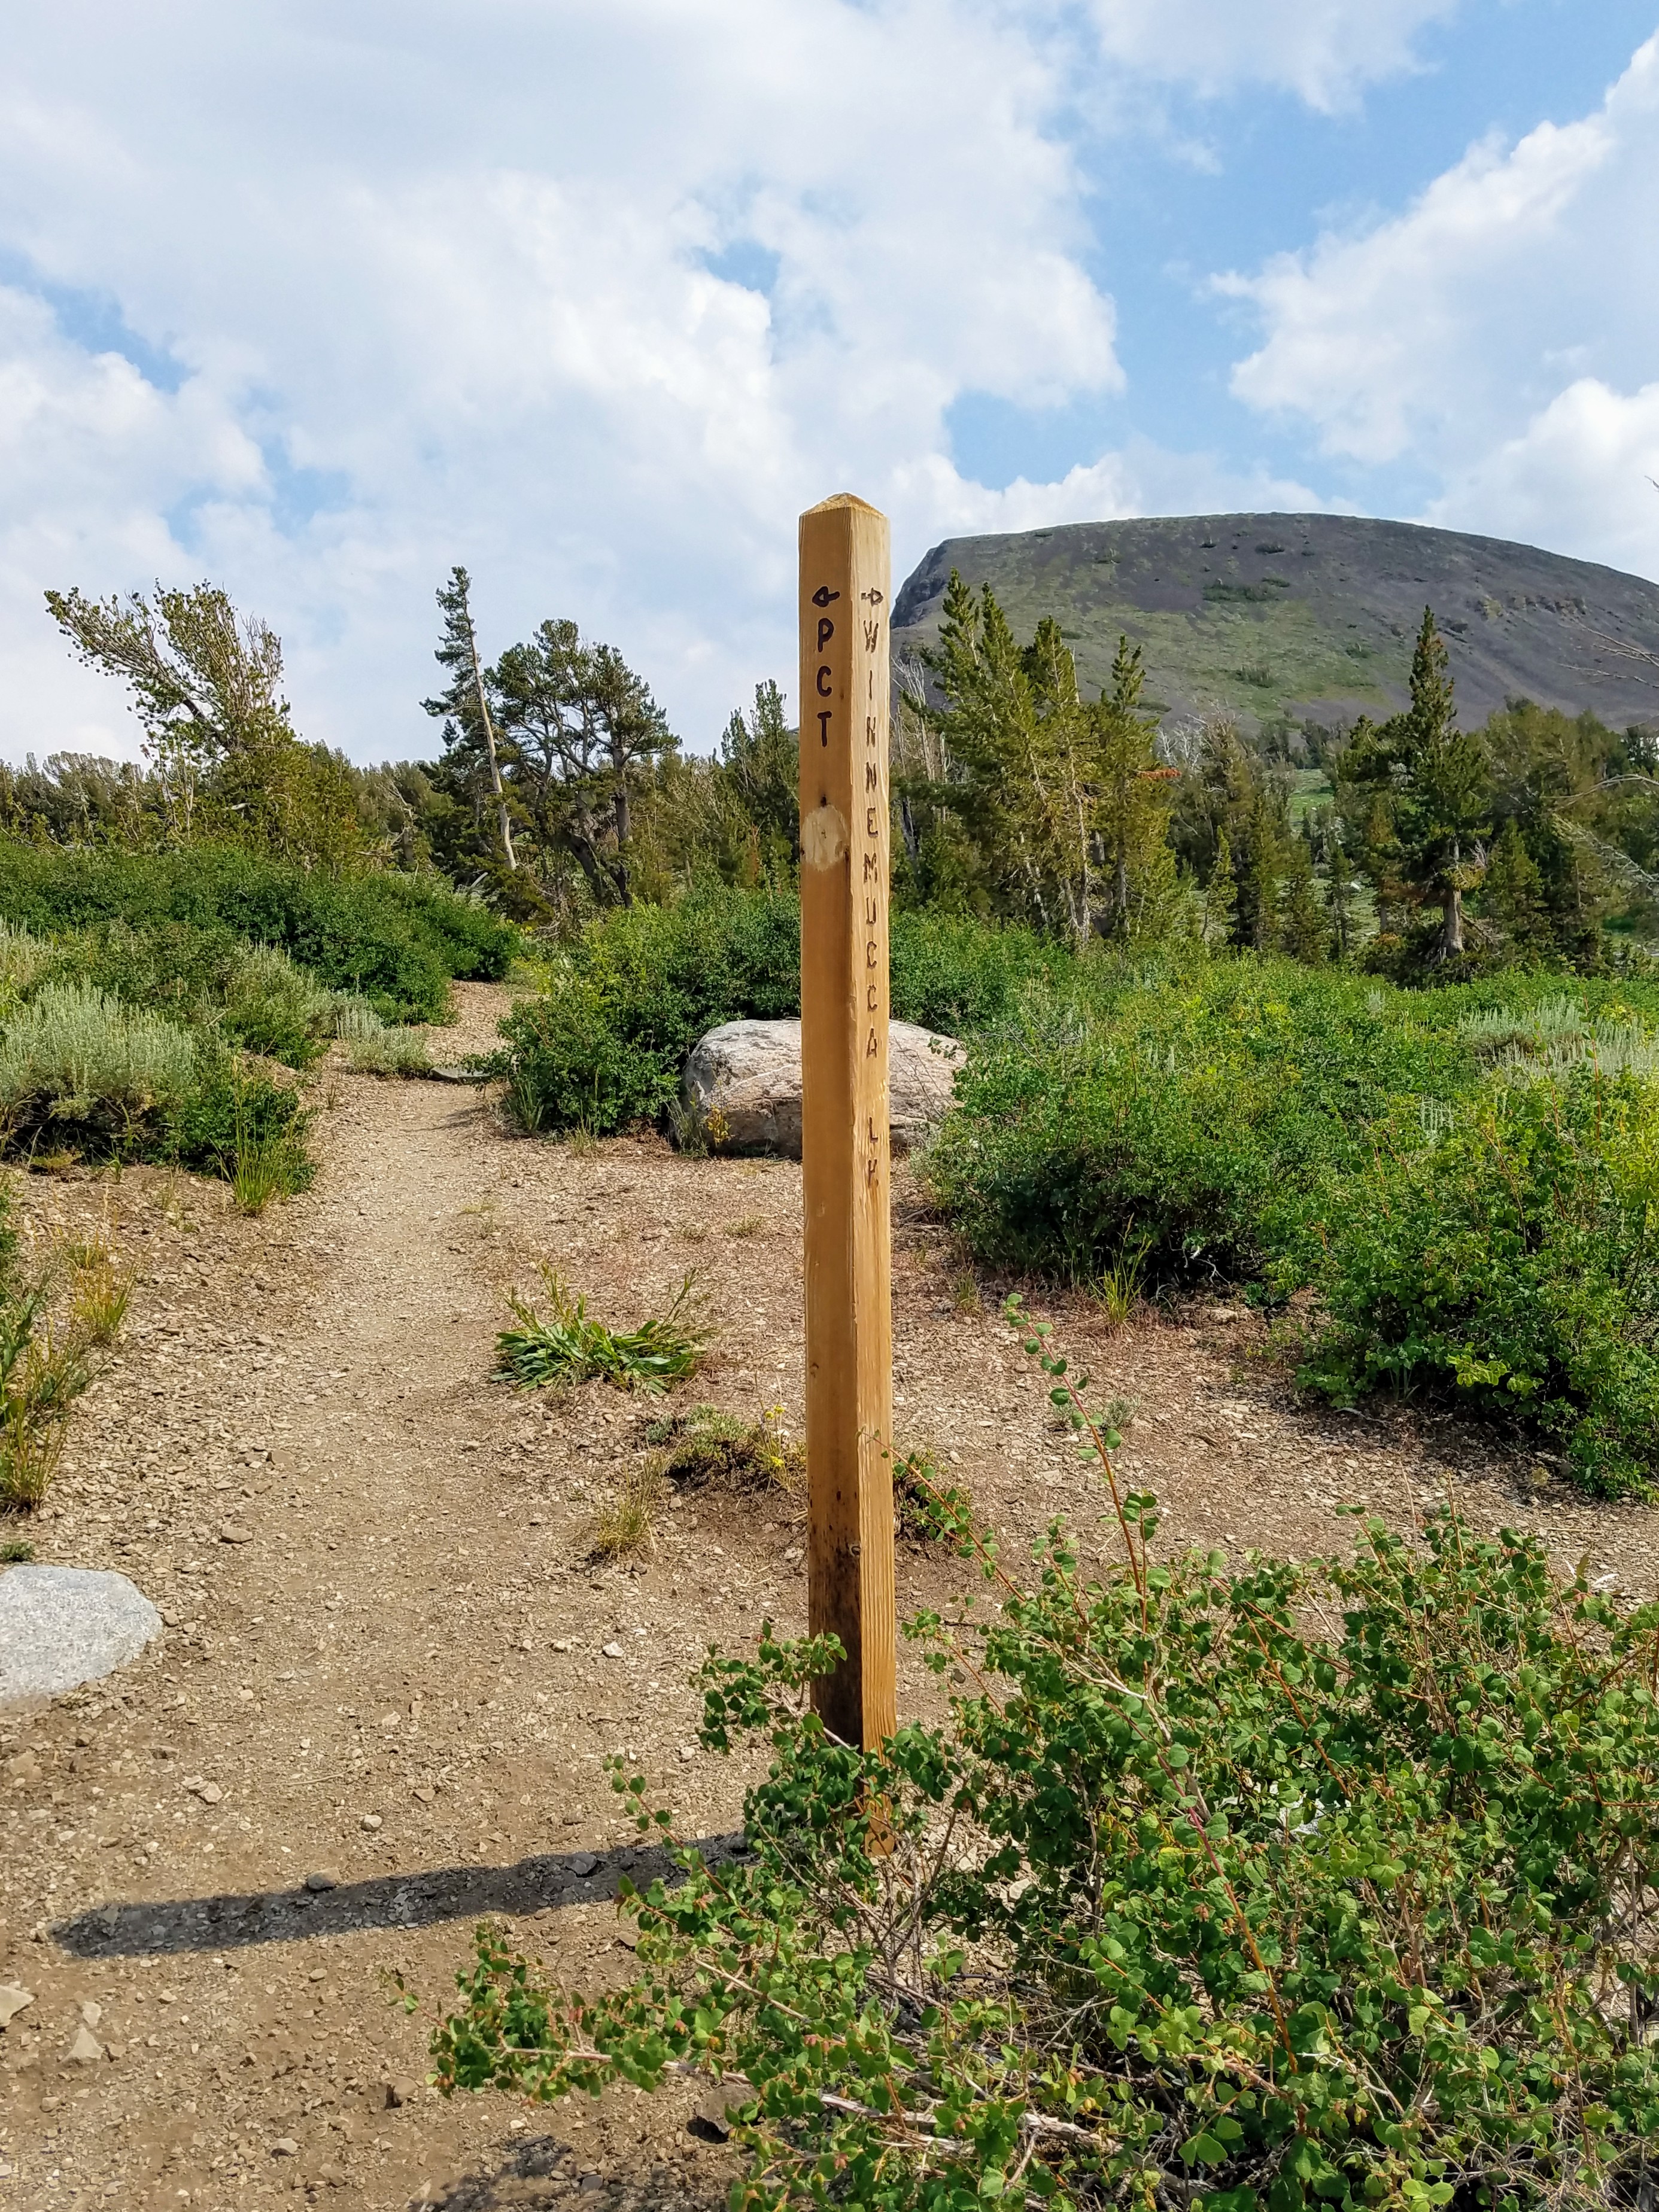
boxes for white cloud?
[1221,33,1659,576]
[1427,379,1659,578]
[1080,0,1462,109]
[0,0,1524,759]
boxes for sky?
[2,0,1657,765]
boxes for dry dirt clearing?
[5,982,1659,2211]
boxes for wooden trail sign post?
[798,493,897,1751]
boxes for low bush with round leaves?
[426,1310,1659,2212]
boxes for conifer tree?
[1483,817,1549,955]
[1340,608,1490,962]
[1092,635,1176,942]
[1205,829,1237,947]
[424,567,516,872]
[1236,782,1283,951]
[1280,830,1327,963]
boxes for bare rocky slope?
[892,512,1659,737]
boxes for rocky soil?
[5,980,1659,2209]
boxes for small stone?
[360,1812,383,1832]
[601,1642,624,1660]
[0,1983,35,2028]
[551,1639,572,1653]
[412,1785,436,1805]
[219,1525,255,1544]
[68,2024,105,2064]
[384,2076,418,2108]
[316,2162,347,2188]
[80,2000,102,2028]
[677,1745,695,1762]
[691,2078,751,2141]
[567,1852,600,1878]
[199,1781,223,1803]
[104,2037,125,2059]
[303,1872,338,1893]
[271,2136,299,2157]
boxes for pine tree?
[1280,830,1327,963]
[1341,608,1490,963]
[424,567,516,872]
[1483,817,1549,955]
[1092,636,1176,942]
[1205,829,1237,947]
[1236,783,1282,951]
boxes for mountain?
[891,513,1659,737]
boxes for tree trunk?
[464,612,515,871]
[611,743,631,907]
[1441,882,1464,958]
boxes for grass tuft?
[497,1270,708,1395]
[57,1220,135,1347]
[648,1404,803,1496]
[0,1536,34,1562]
[1093,1228,1153,1328]
[587,1465,665,1563]
[0,1289,92,1512]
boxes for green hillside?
[892,512,1659,737]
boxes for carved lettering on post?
[798,493,895,1753]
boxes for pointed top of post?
[801,492,886,519]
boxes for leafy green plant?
[890,1444,976,1544]
[159,1054,313,1191]
[487,887,1066,1140]
[0,1536,34,1562]
[1303,1063,1659,1497]
[496,1270,707,1395]
[430,1309,1659,2212]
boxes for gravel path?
[4,979,1658,2208]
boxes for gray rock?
[684,1018,964,1158]
[0,1566,162,1710]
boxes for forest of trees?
[18,566,1659,979]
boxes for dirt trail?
[5,981,1659,2208]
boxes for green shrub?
[491,891,800,1134]
[41,920,336,1066]
[1304,1065,1659,1496]
[927,961,1472,1288]
[0,839,517,1020]
[432,1325,1659,2212]
[160,1060,312,1189]
[491,889,1072,1139]
[335,1001,434,1077]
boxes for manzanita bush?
[430,1303,1659,2212]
